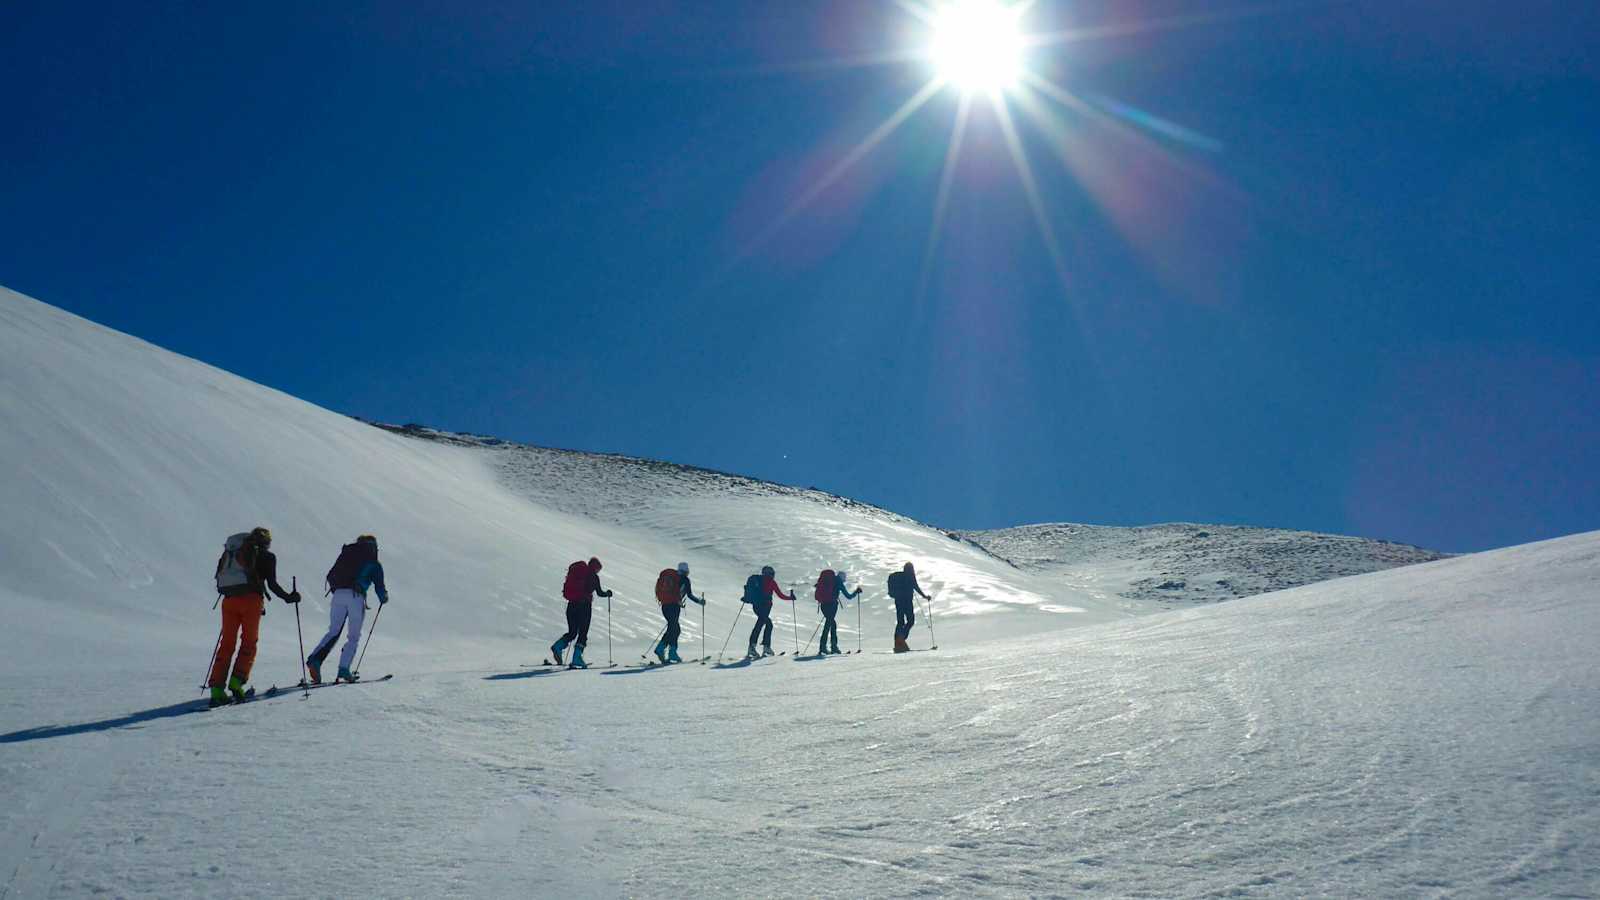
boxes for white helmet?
[677,561,689,575]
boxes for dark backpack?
[887,570,908,600]
[814,569,835,603]
[562,561,591,602]
[742,574,764,604]
[326,541,376,593]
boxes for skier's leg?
[575,602,592,649]
[664,604,681,648]
[748,610,765,648]
[309,593,347,665]
[208,601,243,687]
[337,592,367,671]
[230,597,264,683]
[558,602,581,645]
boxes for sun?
[928,0,1027,95]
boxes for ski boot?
[653,640,668,665]
[305,657,322,685]
[830,643,842,655]
[550,638,569,666]
[209,686,229,709]
[569,646,589,669]
[227,675,249,703]
[746,642,759,660]
[667,645,683,664]
[761,644,775,658]
[894,637,910,653]
[337,666,359,683]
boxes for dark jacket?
[226,547,293,601]
[679,573,703,605]
[887,570,928,602]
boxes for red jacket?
[762,575,794,602]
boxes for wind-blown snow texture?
[2,286,1596,898]
[964,522,1447,607]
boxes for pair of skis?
[532,659,618,671]
[205,673,394,709]
[272,673,395,694]
[625,656,708,669]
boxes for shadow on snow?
[483,669,563,681]
[1,694,276,744]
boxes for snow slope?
[0,286,1120,681]
[964,521,1446,608]
[3,286,1596,897]
[4,529,1595,896]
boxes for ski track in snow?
[4,535,1599,897]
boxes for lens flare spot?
[929,0,1026,94]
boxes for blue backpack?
[742,574,764,604]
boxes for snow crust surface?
[2,287,1596,898]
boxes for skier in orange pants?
[209,527,299,706]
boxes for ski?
[266,674,393,696]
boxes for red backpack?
[814,569,835,603]
[655,568,680,605]
[562,561,590,602]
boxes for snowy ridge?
[963,521,1446,607]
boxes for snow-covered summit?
[963,521,1446,607]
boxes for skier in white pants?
[307,535,388,683]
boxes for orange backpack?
[814,569,835,603]
[655,568,681,605]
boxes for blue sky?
[3,1,1596,553]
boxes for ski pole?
[803,618,822,655]
[201,621,225,690]
[701,593,707,664]
[717,602,745,662]
[791,591,799,654]
[857,590,863,654]
[922,593,937,650]
[642,623,668,661]
[607,593,613,666]
[355,602,384,674]
[291,576,309,693]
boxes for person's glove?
[379,594,389,606]
[693,596,705,606]
[602,590,614,599]
[286,591,302,604]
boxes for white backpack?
[214,533,255,594]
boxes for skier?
[746,565,794,658]
[814,568,861,655]
[552,557,612,669]
[306,534,388,684]
[886,561,930,653]
[209,527,300,707]
[653,561,705,664]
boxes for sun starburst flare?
[723,0,1236,306]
